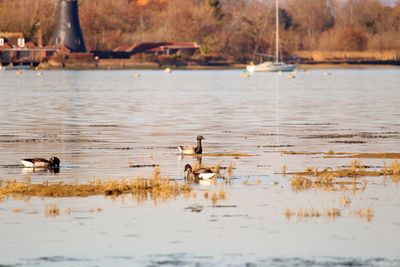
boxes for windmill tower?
[53,0,86,52]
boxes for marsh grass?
[242,178,263,186]
[354,208,374,222]
[289,160,378,178]
[284,150,400,159]
[226,163,235,177]
[290,160,400,191]
[325,208,341,218]
[45,204,60,217]
[332,153,400,159]
[200,153,252,157]
[382,160,400,182]
[12,208,24,213]
[218,190,226,199]
[209,190,227,205]
[91,207,103,213]
[340,193,352,208]
[0,167,191,201]
[291,174,366,193]
[285,207,375,222]
[281,164,287,175]
[211,192,218,205]
[284,208,340,220]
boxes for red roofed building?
[93,42,200,60]
[145,42,200,56]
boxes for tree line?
[1,0,399,62]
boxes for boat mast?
[275,0,279,63]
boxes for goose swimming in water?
[178,135,205,155]
[21,157,60,168]
[184,164,216,181]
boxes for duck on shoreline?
[21,157,60,168]
[178,135,205,155]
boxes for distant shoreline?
[41,62,400,70]
[3,61,400,71]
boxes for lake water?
[0,68,400,266]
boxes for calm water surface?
[0,69,400,266]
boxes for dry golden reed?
[44,204,60,217]
[281,164,287,175]
[211,192,218,205]
[226,163,235,177]
[354,208,374,222]
[208,190,227,205]
[284,151,400,160]
[218,190,226,199]
[12,208,24,213]
[290,160,400,192]
[202,153,252,157]
[284,208,340,220]
[340,193,352,207]
[325,208,341,218]
[0,167,191,202]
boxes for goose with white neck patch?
[184,164,216,182]
[21,157,60,168]
[178,135,205,155]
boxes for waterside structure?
[0,32,56,68]
[0,0,88,68]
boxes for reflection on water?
[21,167,60,175]
[0,69,400,266]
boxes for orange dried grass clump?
[0,167,191,202]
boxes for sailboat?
[246,0,296,73]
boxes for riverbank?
[293,50,400,67]
[3,52,399,71]
[34,62,400,71]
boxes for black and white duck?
[21,157,60,168]
[178,135,205,155]
[184,164,216,181]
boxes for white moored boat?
[247,61,295,73]
[246,0,296,73]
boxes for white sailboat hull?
[247,61,296,73]
[246,0,296,74]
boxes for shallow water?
[0,68,400,266]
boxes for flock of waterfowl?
[20,135,216,183]
[11,68,333,179]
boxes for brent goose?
[184,164,216,181]
[178,135,205,155]
[21,157,60,168]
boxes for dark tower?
[53,0,86,52]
